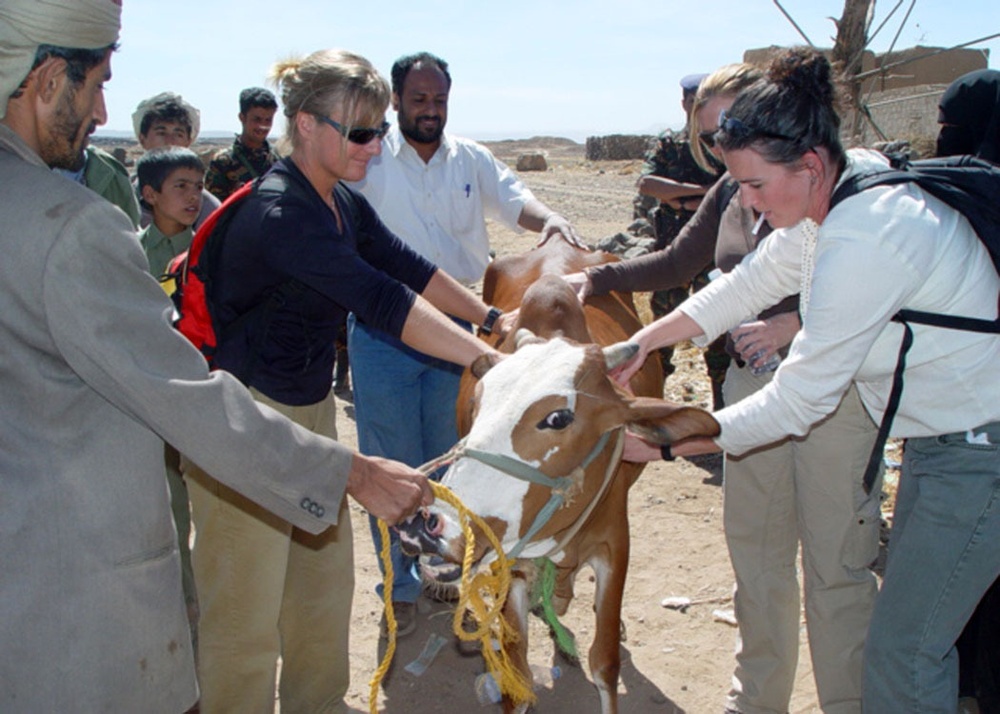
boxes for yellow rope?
[368,481,535,712]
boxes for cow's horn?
[515,328,540,350]
[603,341,639,371]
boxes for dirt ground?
[323,138,861,714]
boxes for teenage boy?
[132,91,220,229]
[205,86,280,201]
[135,145,206,649]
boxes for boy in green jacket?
[135,145,206,646]
[137,146,205,278]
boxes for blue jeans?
[863,421,1000,712]
[347,314,465,603]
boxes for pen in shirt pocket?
[464,183,471,197]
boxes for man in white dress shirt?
[349,51,581,634]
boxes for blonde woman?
[186,49,500,713]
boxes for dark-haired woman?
[570,62,881,714]
[617,47,1000,712]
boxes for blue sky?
[101,0,999,143]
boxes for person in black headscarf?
[936,68,1000,163]
[939,67,1000,714]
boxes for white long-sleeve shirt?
[682,149,1000,455]
[351,126,533,285]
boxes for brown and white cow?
[397,239,719,713]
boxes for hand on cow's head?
[621,431,722,463]
[494,309,519,337]
[602,340,639,372]
[470,350,504,379]
[619,397,722,462]
[622,396,721,445]
[606,341,646,387]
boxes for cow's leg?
[552,560,577,617]
[500,571,532,714]
[588,525,629,714]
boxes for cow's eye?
[538,409,574,430]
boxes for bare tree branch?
[772,0,816,46]
[866,0,905,46]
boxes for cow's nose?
[396,508,446,557]
[425,511,443,537]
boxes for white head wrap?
[131,92,202,143]
[0,0,121,119]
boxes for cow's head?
[396,330,719,572]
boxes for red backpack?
[163,180,256,369]
[164,175,358,381]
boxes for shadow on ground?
[371,596,688,713]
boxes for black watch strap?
[480,306,503,335]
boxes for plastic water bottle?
[474,666,561,704]
[531,664,562,688]
[736,327,781,376]
[474,672,502,705]
[708,269,781,376]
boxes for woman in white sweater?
[619,48,1000,712]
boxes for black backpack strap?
[830,168,913,208]
[862,317,913,494]
[895,308,1000,333]
[715,177,739,221]
[860,305,1000,495]
[834,157,1000,493]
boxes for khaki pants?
[187,389,352,714]
[722,365,881,714]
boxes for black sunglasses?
[316,115,390,144]
[699,128,720,149]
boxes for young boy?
[132,92,220,229]
[137,147,206,278]
[135,145,208,653]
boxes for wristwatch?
[480,306,503,335]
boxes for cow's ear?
[470,352,502,380]
[623,396,721,443]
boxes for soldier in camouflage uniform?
[637,74,729,408]
[205,87,281,201]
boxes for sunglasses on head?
[715,109,796,145]
[316,115,390,144]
